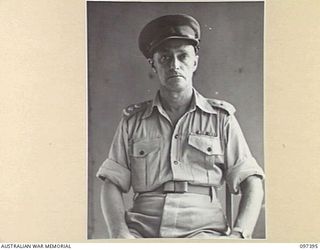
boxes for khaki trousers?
[125,192,230,238]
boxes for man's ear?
[193,55,199,72]
[148,58,157,73]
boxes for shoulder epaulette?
[122,100,152,117]
[207,98,236,115]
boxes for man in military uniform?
[96,14,265,239]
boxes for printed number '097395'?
[299,244,318,248]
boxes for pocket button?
[207,147,212,152]
[139,150,145,155]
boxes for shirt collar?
[142,91,161,119]
[142,88,216,119]
[193,88,217,114]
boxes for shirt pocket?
[188,134,224,186]
[129,138,161,192]
[188,134,223,156]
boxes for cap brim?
[150,36,199,56]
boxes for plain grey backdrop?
[87,1,265,239]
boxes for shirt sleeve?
[96,117,131,193]
[223,114,265,194]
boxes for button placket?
[170,115,187,173]
[170,126,180,168]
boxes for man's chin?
[164,82,186,92]
[165,78,186,87]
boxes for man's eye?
[179,54,188,60]
[160,55,170,63]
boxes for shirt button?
[139,150,145,155]
[174,134,178,139]
[207,147,212,152]
[173,160,179,165]
[205,131,210,135]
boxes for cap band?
[138,14,201,58]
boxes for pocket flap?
[188,134,223,155]
[131,138,161,157]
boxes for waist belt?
[147,181,216,199]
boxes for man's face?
[152,39,199,92]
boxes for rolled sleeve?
[226,156,265,194]
[223,114,265,194]
[96,117,131,193]
[96,158,131,193]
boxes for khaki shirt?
[96,88,264,194]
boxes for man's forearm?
[233,175,264,238]
[100,179,133,238]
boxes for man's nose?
[169,56,180,70]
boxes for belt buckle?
[163,181,188,193]
[171,181,188,193]
[175,181,188,193]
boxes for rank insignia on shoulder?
[207,98,236,115]
[122,100,152,117]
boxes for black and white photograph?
[87,1,265,239]
[3,0,320,246]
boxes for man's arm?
[222,112,265,238]
[100,179,134,238]
[231,175,264,238]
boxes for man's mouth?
[167,74,184,80]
